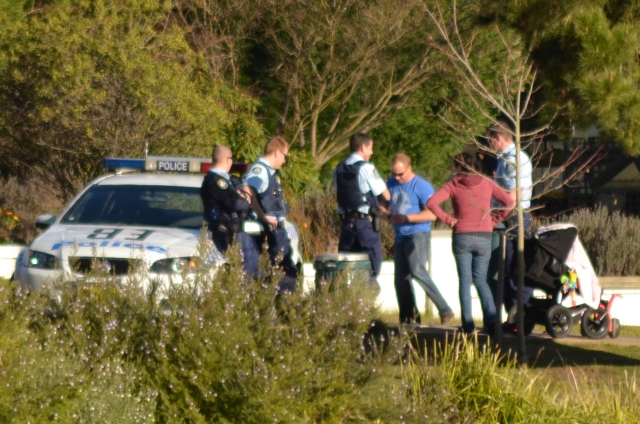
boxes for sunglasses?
[279,151,289,160]
[391,170,406,178]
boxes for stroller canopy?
[523,225,578,290]
[523,223,602,308]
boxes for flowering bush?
[0,207,20,243]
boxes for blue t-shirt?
[387,175,434,242]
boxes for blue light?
[102,158,146,170]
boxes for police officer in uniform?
[244,136,298,295]
[333,133,390,286]
[486,120,533,314]
[201,145,259,278]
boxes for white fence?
[303,230,640,326]
[3,235,638,325]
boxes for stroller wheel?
[544,305,573,338]
[609,318,621,339]
[507,305,535,336]
[580,307,610,339]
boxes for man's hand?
[449,219,458,228]
[237,188,251,202]
[264,216,278,227]
[389,214,409,225]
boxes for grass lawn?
[376,310,640,392]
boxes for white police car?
[14,157,302,293]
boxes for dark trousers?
[488,212,533,313]
[257,227,298,295]
[212,231,259,279]
[338,217,382,278]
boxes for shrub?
[0,176,63,244]
[20,242,414,422]
[0,280,154,422]
[552,206,640,276]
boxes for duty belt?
[339,212,370,221]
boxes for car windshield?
[62,185,205,229]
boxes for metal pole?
[516,227,528,366]
[493,229,507,345]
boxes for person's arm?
[377,188,391,214]
[244,185,278,227]
[425,183,456,227]
[390,207,437,224]
[491,183,516,223]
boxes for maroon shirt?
[427,174,515,233]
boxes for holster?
[214,213,243,245]
[370,208,381,233]
[266,219,286,233]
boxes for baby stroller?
[506,223,622,339]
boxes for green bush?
[3,243,640,421]
[10,243,417,422]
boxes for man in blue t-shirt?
[387,153,454,325]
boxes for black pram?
[506,223,618,339]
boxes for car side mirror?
[35,214,56,230]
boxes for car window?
[62,185,205,228]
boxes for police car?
[14,157,302,293]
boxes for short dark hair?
[453,152,478,174]
[349,133,372,153]
[212,145,232,165]
[487,120,513,142]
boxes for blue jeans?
[453,233,495,332]
[394,232,452,324]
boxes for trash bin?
[313,252,372,291]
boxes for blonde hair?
[391,153,411,167]
[264,136,290,155]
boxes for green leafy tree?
[174,0,456,168]
[479,0,640,154]
[0,0,264,201]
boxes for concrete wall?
[303,229,640,326]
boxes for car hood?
[31,225,203,261]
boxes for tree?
[478,0,640,155]
[173,0,458,170]
[0,0,264,201]
[424,0,599,363]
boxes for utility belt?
[211,213,245,243]
[339,212,370,221]
[340,208,382,232]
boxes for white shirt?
[494,144,532,209]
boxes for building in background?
[531,125,640,216]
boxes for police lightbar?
[103,157,249,174]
